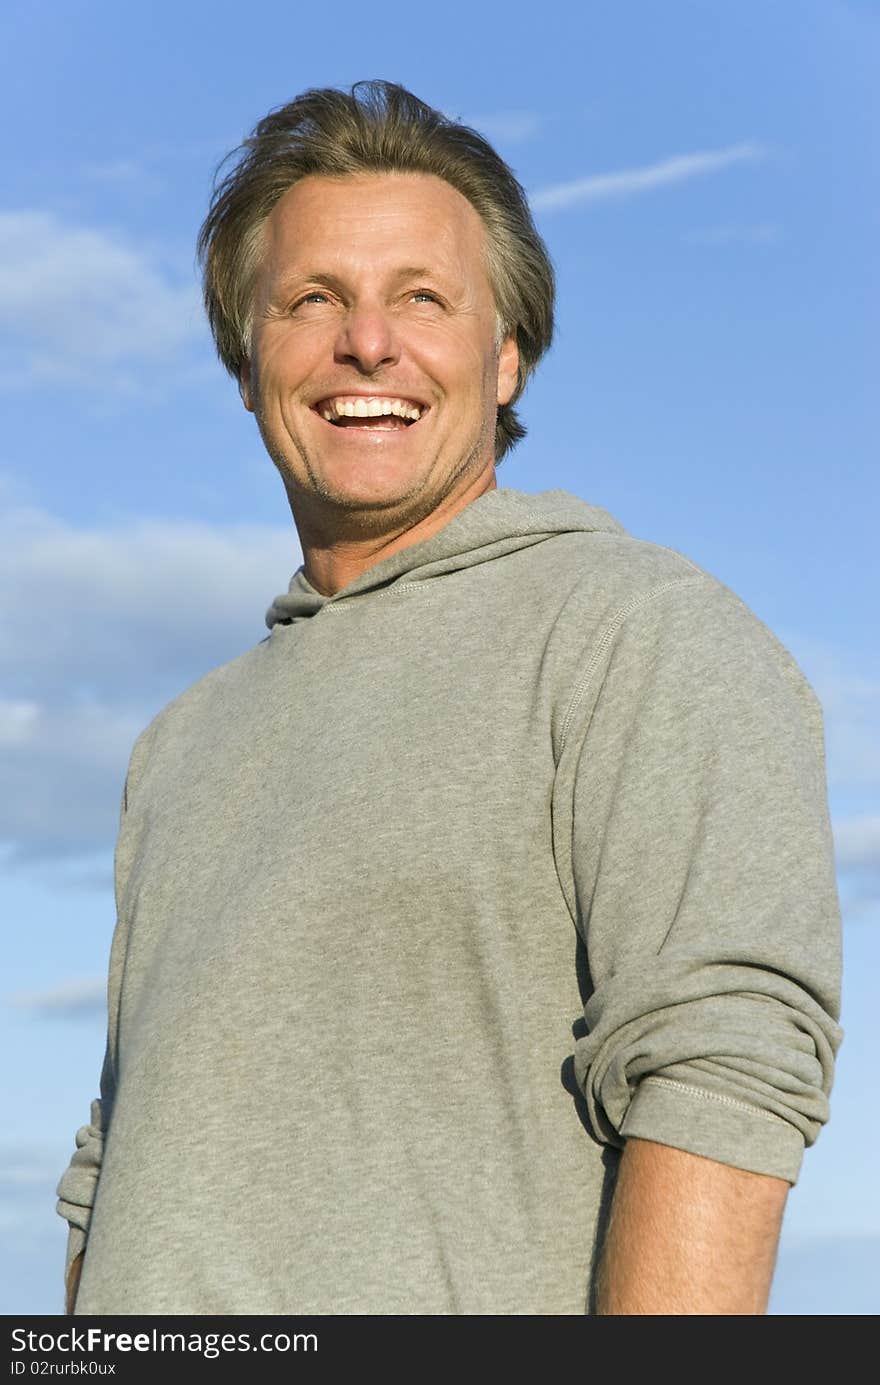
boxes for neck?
[289,462,497,596]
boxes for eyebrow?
[387,267,435,282]
[275,266,442,296]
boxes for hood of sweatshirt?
[265,487,627,627]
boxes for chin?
[311,448,436,505]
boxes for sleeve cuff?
[619,1076,805,1183]
[64,1224,87,1283]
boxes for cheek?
[412,330,493,399]
[252,327,325,396]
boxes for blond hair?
[197,80,555,461]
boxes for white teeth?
[320,396,425,421]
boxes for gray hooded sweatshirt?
[57,486,843,1315]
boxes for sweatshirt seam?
[558,576,710,755]
[320,580,430,611]
[277,514,617,619]
[638,1075,794,1128]
[324,521,561,611]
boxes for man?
[57,80,843,1316]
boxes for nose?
[333,300,400,374]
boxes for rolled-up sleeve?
[552,574,843,1184]
[54,722,155,1285]
[55,1045,115,1280]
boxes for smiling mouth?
[312,396,428,431]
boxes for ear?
[239,360,255,413]
[496,334,519,407]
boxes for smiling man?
[239,170,519,593]
[57,81,843,1316]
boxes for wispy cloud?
[530,142,765,212]
[0,500,299,699]
[0,1140,75,1301]
[684,223,782,247]
[81,158,153,185]
[0,211,206,389]
[780,631,880,792]
[780,630,880,924]
[466,110,543,142]
[1,498,874,907]
[1,701,155,859]
[0,498,298,860]
[0,699,39,748]
[0,1142,84,1310]
[0,1145,65,1191]
[9,979,106,1020]
[834,816,880,874]
[832,815,880,923]
[80,159,164,202]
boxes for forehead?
[259,172,491,285]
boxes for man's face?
[241,172,519,533]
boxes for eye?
[411,291,441,304]
[291,291,330,310]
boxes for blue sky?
[1,0,877,1314]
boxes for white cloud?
[81,158,153,185]
[0,501,298,700]
[0,211,206,388]
[684,224,782,247]
[0,1146,69,1311]
[834,816,880,875]
[0,498,875,904]
[0,1149,62,1190]
[779,630,880,921]
[780,631,880,791]
[9,978,106,1020]
[466,110,542,142]
[1,702,150,857]
[833,816,880,923]
[0,1142,71,1304]
[530,142,765,212]
[0,699,39,747]
[0,500,298,859]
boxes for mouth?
[311,394,429,433]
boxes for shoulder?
[121,636,275,800]
[545,529,824,759]
[554,526,709,607]
[559,528,810,686]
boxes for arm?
[56,1081,111,1315]
[66,1251,85,1317]
[55,725,151,1314]
[550,575,843,1306]
[596,1137,789,1315]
